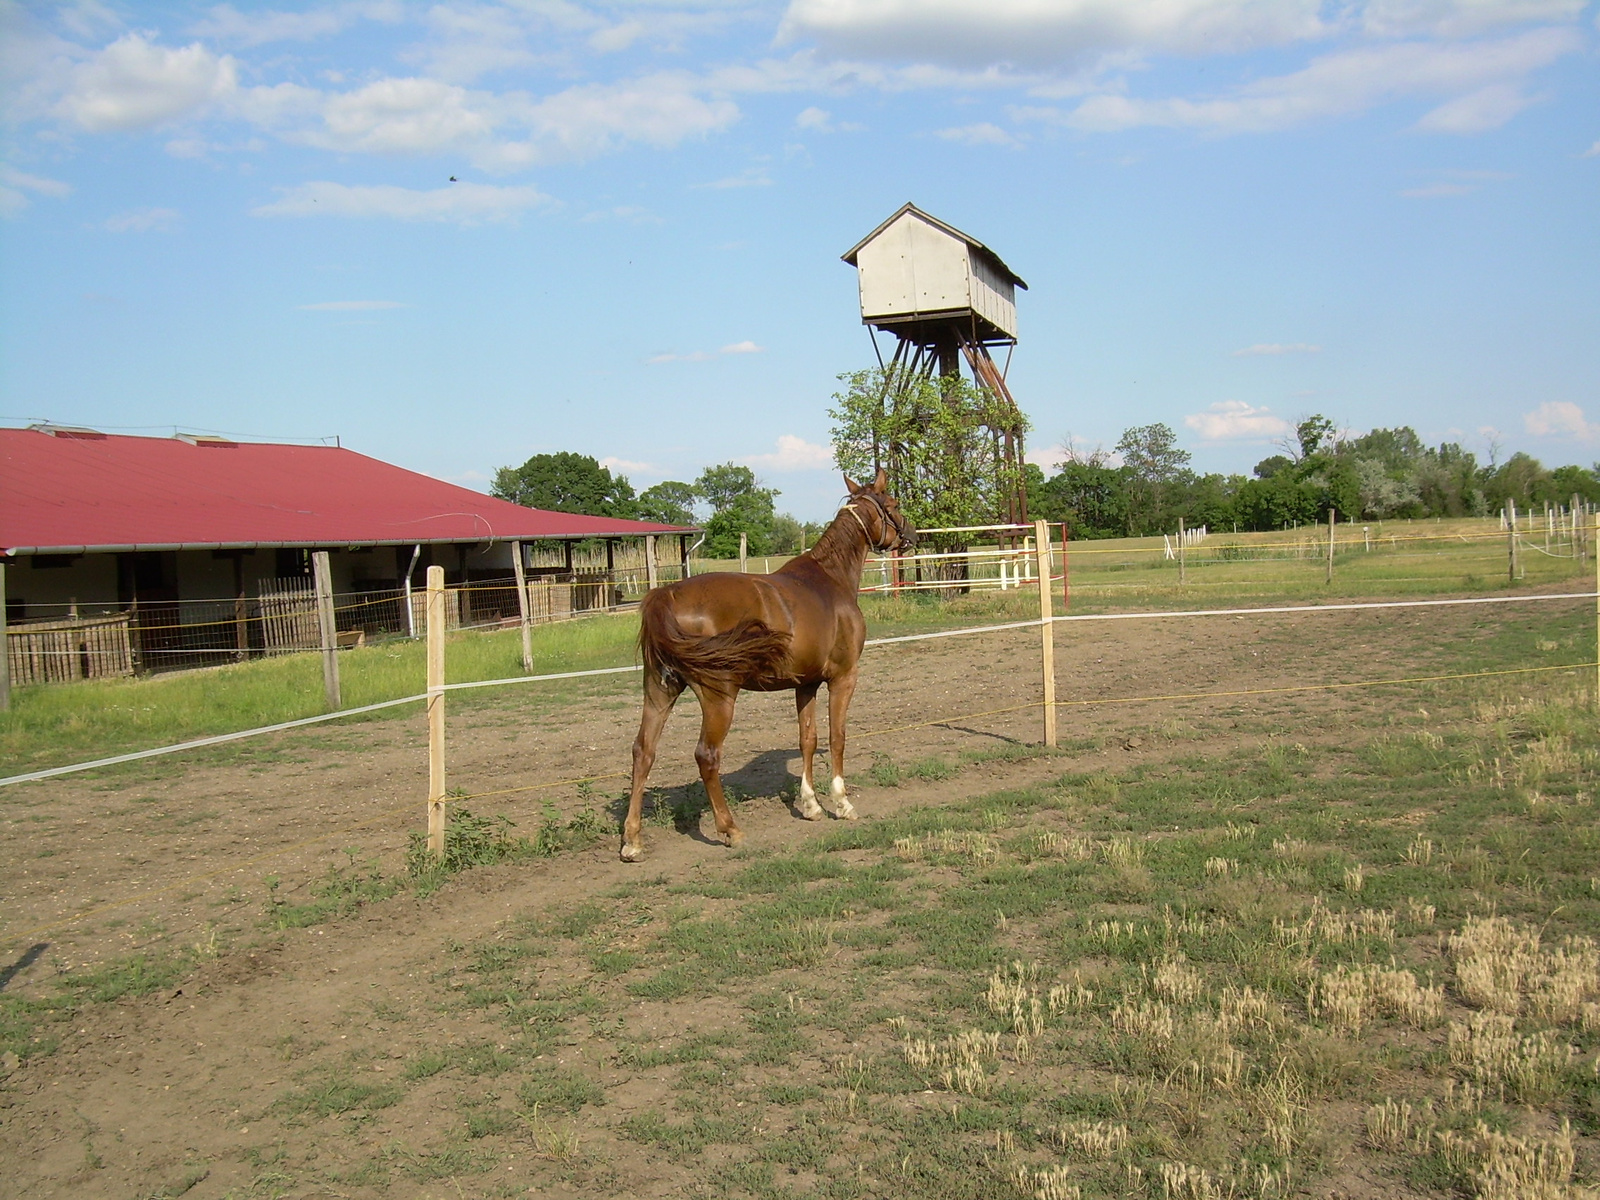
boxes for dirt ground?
[0,601,1569,1198]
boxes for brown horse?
[621,469,915,862]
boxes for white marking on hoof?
[830,777,858,820]
[796,786,825,821]
[620,841,644,863]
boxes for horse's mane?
[804,506,868,573]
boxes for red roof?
[1,428,691,554]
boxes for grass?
[227,634,1596,1200]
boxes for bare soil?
[0,601,1566,1198]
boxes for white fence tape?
[3,590,1593,789]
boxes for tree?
[636,481,698,527]
[1115,423,1191,536]
[491,452,636,517]
[694,462,780,558]
[830,366,1026,537]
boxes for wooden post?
[1326,509,1336,584]
[739,532,748,574]
[1034,519,1057,748]
[311,550,341,710]
[510,540,533,673]
[0,560,10,712]
[644,535,658,591]
[426,565,447,856]
[1576,496,1586,565]
[1506,501,1518,583]
[1060,522,1070,613]
[1177,517,1186,585]
[1594,513,1598,709]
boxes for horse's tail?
[639,588,791,688]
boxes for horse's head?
[843,469,917,552]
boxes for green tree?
[830,366,1026,536]
[694,462,779,558]
[491,452,637,517]
[636,481,698,527]
[1115,423,1191,535]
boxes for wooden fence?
[6,613,136,685]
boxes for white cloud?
[796,105,833,129]
[190,4,366,46]
[1361,0,1586,39]
[104,206,178,231]
[303,77,495,155]
[1184,400,1292,440]
[1058,27,1580,134]
[56,34,238,132]
[0,165,73,217]
[647,350,715,363]
[779,0,1331,69]
[1524,400,1598,440]
[1581,139,1600,157]
[742,434,834,472]
[251,181,550,223]
[297,299,408,310]
[936,121,1022,146]
[600,455,654,474]
[1414,82,1537,132]
[720,340,765,354]
[1232,342,1321,356]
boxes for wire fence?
[4,588,1595,948]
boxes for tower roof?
[841,203,1028,291]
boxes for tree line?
[1031,416,1600,539]
[490,452,823,558]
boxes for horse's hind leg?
[825,667,859,819]
[691,684,744,847]
[622,670,683,862]
[793,683,824,820]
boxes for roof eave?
[2,528,700,556]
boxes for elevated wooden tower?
[842,203,1030,524]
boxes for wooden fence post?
[1060,522,1071,613]
[426,565,447,856]
[1594,513,1598,709]
[739,532,748,574]
[1034,519,1057,748]
[312,550,340,710]
[1177,517,1186,585]
[0,560,10,712]
[1506,501,1518,583]
[645,534,659,590]
[510,540,533,673]
[1326,509,1336,585]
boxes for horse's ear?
[843,472,862,494]
[872,467,888,492]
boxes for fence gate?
[257,578,319,653]
[6,613,137,685]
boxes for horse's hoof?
[725,829,745,848]
[620,842,644,863]
[796,795,825,821]
[834,800,859,821]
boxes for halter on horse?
[621,469,914,861]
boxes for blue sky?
[2,0,1596,521]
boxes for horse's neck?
[803,512,872,588]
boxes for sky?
[1,0,1596,522]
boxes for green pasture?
[7,602,1597,1199]
[1,516,1586,776]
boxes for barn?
[1,425,694,680]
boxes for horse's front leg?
[825,667,859,819]
[692,684,744,847]
[793,683,825,820]
[621,672,682,862]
